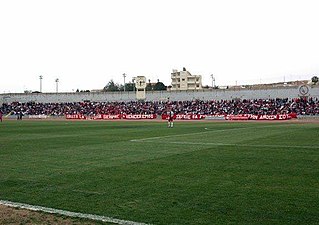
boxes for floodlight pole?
[132,77,136,92]
[123,73,126,92]
[211,74,215,89]
[55,78,59,93]
[39,75,43,92]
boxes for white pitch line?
[133,140,319,150]
[130,124,317,150]
[131,126,252,142]
[0,200,151,225]
[130,124,291,142]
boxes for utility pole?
[123,73,126,92]
[132,77,136,92]
[210,74,215,89]
[39,75,43,92]
[55,78,59,93]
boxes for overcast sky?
[1,0,318,93]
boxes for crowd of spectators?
[1,98,319,116]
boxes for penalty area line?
[130,126,249,142]
[130,124,292,142]
[0,200,151,225]
[132,140,319,150]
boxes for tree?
[311,76,318,84]
[146,83,153,91]
[125,83,135,91]
[119,83,135,91]
[146,79,153,91]
[103,80,120,92]
[153,81,167,91]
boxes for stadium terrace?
[1,98,319,119]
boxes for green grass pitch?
[0,120,318,224]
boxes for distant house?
[170,67,202,91]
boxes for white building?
[134,76,146,100]
[171,67,202,91]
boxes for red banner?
[65,114,157,120]
[66,113,294,121]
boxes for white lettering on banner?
[102,114,121,120]
[123,114,156,120]
[66,114,86,119]
[259,115,277,120]
[249,115,259,120]
[176,114,190,120]
[174,114,206,120]
[278,114,291,120]
[225,114,292,120]
[90,115,121,120]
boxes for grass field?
[0,120,319,224]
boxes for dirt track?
[0,204,109,225]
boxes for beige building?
[134,76,146,100]
[171,68,202,91]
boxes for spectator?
[1,98,318,117]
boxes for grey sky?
[1,0,318,93]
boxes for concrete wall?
[1,92,136,104]
[1,85,318,104]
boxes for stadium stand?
[1,98,319,117]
